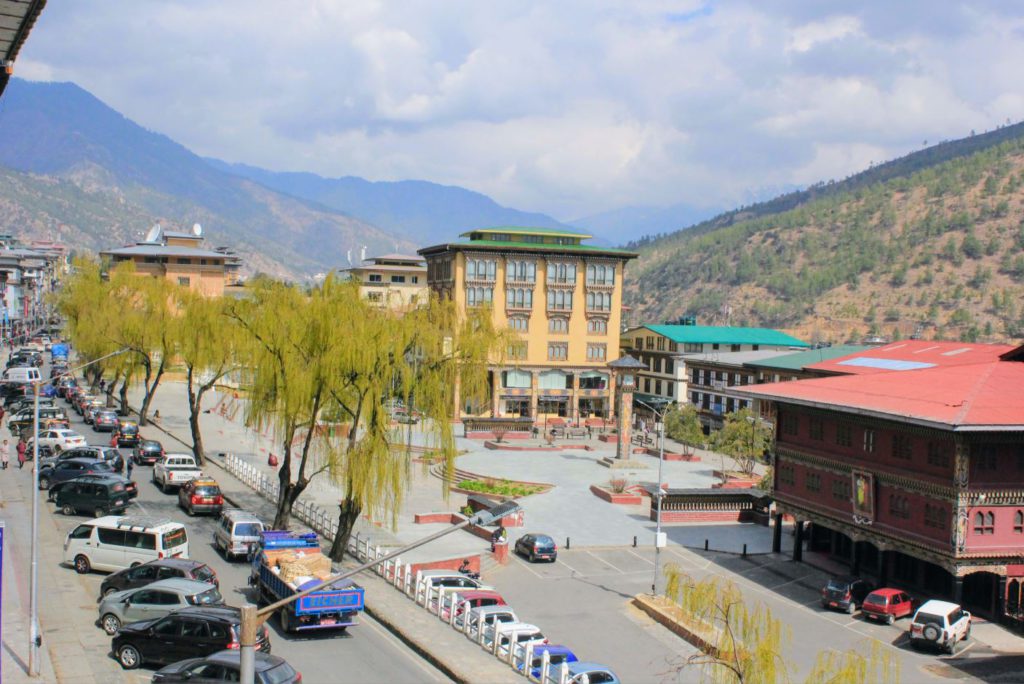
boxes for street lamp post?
[17,346,130,676]
[635,398,667,597]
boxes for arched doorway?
[962,571,999,619]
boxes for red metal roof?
[741,355,1024,430]
[804,340,1016,376]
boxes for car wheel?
[886,614,895,626]
[38,476,50,490]
[61,504,75,516]
[117,644,141,669]
[73,554,91,574]
[923,624,941,642]
[847,602,856,615]
[102,586,118,597]
[280,609,292,633]
[94,507,106,518]
[529,551,536,563]
[101,613,122,635]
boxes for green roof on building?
[641,325,810,348]
[742,345,870,371]
[459,226,593,239]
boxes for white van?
[3,367,41,384]
[63,515,189,574]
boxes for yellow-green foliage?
[803,640,900,684]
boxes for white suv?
[909,599,971,654]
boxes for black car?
[49,472,138,502]
[100,558,219,598]
[152,650,300,684]
[38,458,115,490]
[111,606,271,670]
[52,476,132,517]
[115,421,140,447]
[132,440,165,465]
[514,533,558,562]
[821,576,875,614]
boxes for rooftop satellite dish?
[144,223,162,243]
[192,223,203,237]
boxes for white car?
[28,429,87,454]
[909,600,971,654]
[493,621,547,653]
[152,454,202,493]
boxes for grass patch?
[456,478,544,497]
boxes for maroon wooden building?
[741,345,1024,624]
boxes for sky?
[16,1,1024,220]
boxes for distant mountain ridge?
[202,159,577,248]
[570,202,723,246]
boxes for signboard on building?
[851,471,875,523]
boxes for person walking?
[126,458,134,481]
[1,439,9,470]
[16,438,26,469]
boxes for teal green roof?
[643,325,810,348]
[742,345,870,371]
[459,226,592,239]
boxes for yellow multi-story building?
[419,227,637,422]
[101,224,241,297]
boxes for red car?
[861,588,916,624]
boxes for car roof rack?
[114,516,175,531]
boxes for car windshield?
[162,528,188,549]
[193,565,216,583]
[826,580,849,591]
[187,588,223,605]
[235,523,263,537]
[533,654,569,668]
[195,486,221,496]
[916,612,944,627]
[864,593,886,605]
[91,462,114,472]
[263,663,299,684]
[142,441,161,450]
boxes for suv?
[98,578,223,635]
[38,458,115,490]
[52,476,133,518]
[820,576,874,614]
[213,510,265,560]
[177,477,224,516]
[101,558,218,598]
[111,606,272,670]
[515,533,558,563]
[910,600,971,654]
[54,446,124,472]
[93,409,119,432]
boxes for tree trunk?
[118,379,129,416]
[138,357,166,426]
[186,367,204,465]
[328,495,362,562]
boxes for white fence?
[219,453,581,684]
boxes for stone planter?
[711,470,759,489]
[590,484,643,505]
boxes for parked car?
[111,606,271,670]
[862,588,917,625]
[153,454,203,493]
[56,377,78,398]
[50,472,138,502]
[132,439,165,465]
[84,402,107,425]
[72,392,96,414]
[7,396,56,414]
[64,516,190,574]
[442,589,506,621]
[909,600,971,654]
[462,604,519,635]
[820,576,874,614]
[9,406,69,435]
[51,445,124,472]
[93,409,119,432]
[515,533,558,562]
[519,645,579,679]
[100,558,218,598]
[98,578,223,635]
[27,428,86,454]
[177,477,224,516]
[566,662,621,684]
[52,476,133,518]
[114,420,140,447]
[494,621,548,652]
[151,650,300,684]
[213,509,265,560]
[38,457,115,490]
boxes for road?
[41,379,452,684]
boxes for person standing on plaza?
[16,438,26,469]
[1,439,9,470]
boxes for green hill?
[625,127,1024,345]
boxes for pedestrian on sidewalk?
[126,458,134,481]
[16,438,26,469]
[99,378,106,393]
[1,439,9,469]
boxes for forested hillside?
[625,134,1024,345]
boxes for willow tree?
[52,258,124,389]
[228,278,336,529]
[803,641,900,684]
[323,289,504,560]
[177,292,240,464]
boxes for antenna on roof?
[360,245,367,262]
[192,223,203,237]
[143,223,162,243]
[346,249,352,265]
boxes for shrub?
[608,478,629,494]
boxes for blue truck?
[249,531,365,633]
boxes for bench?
[565,427,588,439]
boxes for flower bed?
[712,470,760,489]
[454,478,547,498]
[590,484,643,505]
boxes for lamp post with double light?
[634,397,668,597]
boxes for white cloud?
[13,1,1024,220]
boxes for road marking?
[626,549,655,565]
[588,550,623,573]
[360,613,449,682]
[555,556,582,576]
[508,554,546,580]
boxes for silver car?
[97,578,223,635]
[213,509,265,561]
